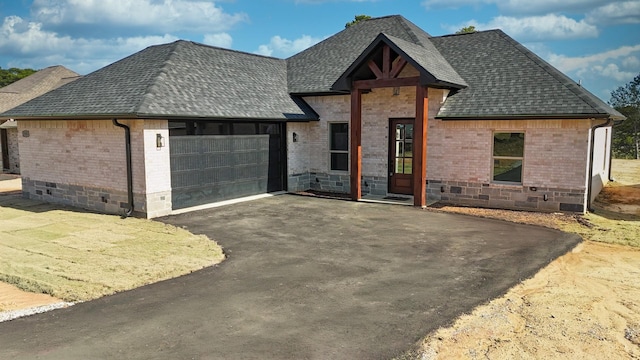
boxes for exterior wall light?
[293,132,298,142]
[393,87,400,96]
[156,133,165,148]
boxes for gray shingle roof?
[1,41,318,121]
[288,15,464,94]
[431,30,624,119]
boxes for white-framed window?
[492,132,524,184]
[329,122,349,171]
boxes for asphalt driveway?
[0,194,580,359]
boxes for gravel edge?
[0,302,75,323]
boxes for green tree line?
[610,73,640,159]
[0,67,37,88]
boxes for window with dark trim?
[330,123,349,171]
[493,132,524,183]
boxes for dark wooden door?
[389,119,414,195]
[1,129,9,171]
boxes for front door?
[389,118,414,195]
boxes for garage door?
[169,122,285,210]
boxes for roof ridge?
[495,30,611,115]
[395,16,422,45]
[135,41,182,114]
[186,40,286,61]
[433,29,501,39]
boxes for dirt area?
[595,159,640,216]
[0,282,62,312]
[415,159,640,359]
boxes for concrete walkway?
[0,174,21,194]
[0,195,580,359]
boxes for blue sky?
[0,0,638,102]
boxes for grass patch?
[570,159,640,247]
[559,211,640,247]
[0,197,224,302]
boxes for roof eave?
[436,113,615,121]
[1,112,319,122]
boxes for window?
[493,132,524,183]
[330,123,349,171]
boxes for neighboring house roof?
[0,119,17,129]
[0,65,80,113]
[431,30,624,120]
[2,41,318,121]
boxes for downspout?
[113,119,134,217]
[587,118,613,212]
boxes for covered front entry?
[332,33,465,207]
[169,121,286,210]
[389,118,414,195]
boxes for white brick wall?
[19,120,135,190]
[427,119,591,191]
[18,119,172,218]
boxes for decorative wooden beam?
[354,76,420,90]
[413,85,428,207]
[382,45,391,79]
[389,57,407,79]
[367,60,383,80]
[350,89,363,201]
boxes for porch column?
[414,86,428,207]
[350,89,363,200]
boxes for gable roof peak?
[287,14,436,94]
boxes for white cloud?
[493,0,609,15]
[0,15,177,73]
[423,0,611,15]
[31,0,247,34]
[447,14,598,41]
[538,44,640,100]
[548,45,640,73]
[622,56,640,69]
[422,0,486,10]
[202,33,232,48]
[255,34,323,57]
[294,0,377,3]
[585,1,640,25]
[592,63,636,82]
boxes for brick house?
[0,66,80,173]
[0,15,624,218]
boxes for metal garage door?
[170,133,284,210]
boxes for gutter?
[587,118,613,212]
[112,119,134,217]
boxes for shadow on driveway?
[0,194,580,359]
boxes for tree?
[0,67,37,88]
[609,73,640,159]
[345,15,371,28]
[456,25,477,34]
